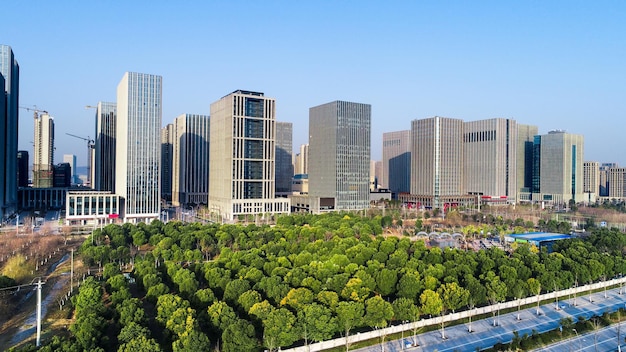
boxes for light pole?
[16,214,19,235]
[573,329,580,352]
[401,320,408,350]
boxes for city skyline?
[4,2,626,167]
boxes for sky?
[3,1,626,167]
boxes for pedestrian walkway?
[352,287,626,352]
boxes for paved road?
[353,287,626,352]
[533,322,625,352]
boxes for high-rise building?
[33,113,55,188]
[115,72,162,222]
[410,117,464,208]
[583,161,600,201]
[294,144,309,175]
[309,100,371,212]
[63,154,78,184]
[161,124,174,202]
[532,130,584,204]
[382,130,411,194]
[16,150,28,187]
[516,124,538,201]
[53,163,71,188]
[94,102,116,191]
[463,118,517,203]
[172,114,210,207]
[208,90,289,221]
[275,122,293,196]
[608,168,626,198]
[599,163,617,197]
[0,44,19,220]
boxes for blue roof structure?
[509,232,572,242]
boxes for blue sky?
[3,1,626,166]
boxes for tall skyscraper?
[275,122,293,195]
[410,117,464,208]
[94,102,116,191]
[533,130,584,204]
[382,130,411,194]
[16,150,28,187]
[516,124,538,201]
[0,44,19,220]
[209,90,289,221]
[599,163,617,197]
[583,161,600,200]
[172,114,210,207]
[33,113,55,188]
[309,101,371,212]
[63,154,78,184]
[161,124,174,202]
[463,118,517,202]
[294,144,309,175]
[608,168,626,198]
[116,72,162,222]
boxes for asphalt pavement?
[352,287,626,352]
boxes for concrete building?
[608,168,626,198]
[172,114,210,207]
[583,161,599,202]
[309,100,371,212]
[1,44,19,220]
[63,154,78,184]
[275,122,293,196]
[17,150,28,187]
[208,90,289,221]
[292,174,308,194]
[93,102,116,191]
[115,72,162,222]
[161,124,174,202]
[65,191,121,225]
[410,116,464,209]
[53,163,71,188]
[382,130,411,194]
[516,124,539,202]
[294,144,309,175]
[599,163,617,197]
[33,113,55,188]
[532,130,584,204]
[463,118,517,204]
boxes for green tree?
[208,301,237,330]
[280,287,315,310]
[238,290,263,312]
[262,308,299,351]
[336,301,364,351]
[298,303,337,344]
[223,278,251,304]
[172,330,211,352]
[438,282,470,313]
[527,277,542,315]
[118,322,151,344]
[117,336,162,352]
[419,289,443,318]
[375,268,398,296]
[396,271,423,301]
[363,295,394,328]
[222,319,260,352]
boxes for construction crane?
[66,133,95,187]
[19,105,48,119]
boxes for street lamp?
[572,329,580,352]
[401,320,408,350]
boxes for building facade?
[115,72,162,222]
[209,90,289,221]
[463,118,518,203]
[173,114,210,207]
[599,163,617,197]
[17,150,28,187]
[608,168,626,198]
[275,121,293,196]
[53,163,71,188]
[0,44,19,220]
[308,100,371,212]
[583,161,599,202]
[63,154,78,184]
[516,124,539,201]
[33,113,55,188]
[410,116,464,209]
[382,130,411,194]
[294,144,309,175]
[161,124,174,202]
[533,130,584,204]
[94,102,116,191]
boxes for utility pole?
[36,278,43,347]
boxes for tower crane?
[66,133,95,187]
[19,105,48,119]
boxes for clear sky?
[3,1,626,166]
